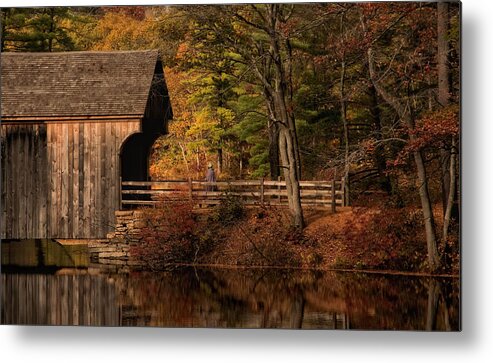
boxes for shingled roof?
[0,50,160,118]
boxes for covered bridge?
[1,50,172,239]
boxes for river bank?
[122,200,459,275]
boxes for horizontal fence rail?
[120,178,345,210]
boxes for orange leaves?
[388,105,459,168]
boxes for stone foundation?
[89,210,147,267]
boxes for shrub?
[339,207,426,271]
[211,190,246,224]
[130,195,205,270]
[234,206,318,267]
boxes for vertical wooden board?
[107,122,116,234]
[90,122,97,237]
[54,123,62,237]
[23,125,30,238]
[72,123,79,238]
[8,126,15,238]
[8,126,14,238]
[14,125,20,238]
[46,124,52,236]
[10,126,17,238]
[73,275,79,325]
[51,123,59,237]
[25,125,32,238]
[50,123,60,237]
[66,124,74,238]
[34,124,40,237]
[40,124,49,238]
[61,123,69,237]
[100,123,108,235]
[78,123,85,238]
[32,125,39,237]
[2,126,10,238]
[110,122,117,234]
[26,125,34,238]
[94,123,102,237]
[16,126,22,238]
[0,127,4,238]
[14,125,21,238]
[83,122,91,238]
[1,127,7,238]
[38,124,51,238]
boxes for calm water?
[1,239,460,330]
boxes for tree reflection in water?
[2,267,460,330]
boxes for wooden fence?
[120,178,345,211]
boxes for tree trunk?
[412,146,441,270]
[437,2,459,223]
[367,44,440,270]
[289,289,305,329]
[232,4,304,227]
[443,136,457,244]
[426,279,441,331]
[279,128,304,228]
[369,81,392,194]
[268,120,280,179]
[217,147,223,175]
[178,142,190,177]
[340,59,350,206]
[339,13,350,206]
[268,4,304,228]
[438,0,451,213]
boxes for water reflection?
[1,240,460,330]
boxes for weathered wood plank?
[82,123,91,238]
[89,122,96,237]
[121,177,345,210]
[72,123,80,238]
[26,125,34,238]
[32,125,39,237]
[94,123,102,237]
[108,121,116,234]
[121,188,342,197]
[14,125,22,238]
[4,126,11,238]
[78,123,85,238]
[0,127,6,238]
[48,123,56,236]
[55,123,63,237]
[61,123,70,237]
[67,123,74,238]
[100,122,108,236]
[2,127,11,238]
[40,124,49,238]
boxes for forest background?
[1,2,460,272]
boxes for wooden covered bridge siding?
[1,50,171,239]
[1,121,140,239]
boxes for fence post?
[278,176,282,204]
[331,177,337,213]
[260,178,265,204]
[188,177,193,201]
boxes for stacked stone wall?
[88,210,147,266]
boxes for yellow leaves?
[90,12,156,51]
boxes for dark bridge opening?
[120,133,160,182]
[120,132,161,208]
